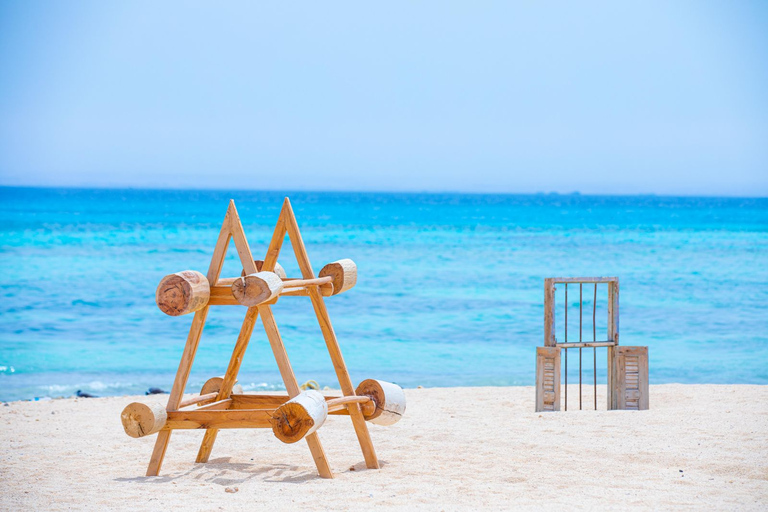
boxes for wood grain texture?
[259,302,334,478]
[355,380,406,425]
[319,259,357,295]
[549,277,619,283]
[245,260,287,279]
[165,409,273,430]
[535,347,561,412]
[283,197,380,470]
[155,271,210,316]
[196,306,260,463]
[544,279,556,347]
[231,271,284,306]
[147,201,245,476]
[121,402,167,438]
[611,346,649,411]
[270,390,328,444]
[326,395,376,417]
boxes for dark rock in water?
[146,387,168,395]
[76,390,98,398]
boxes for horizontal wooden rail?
[556,341,616,348]
[208,282,333,306]
[281,276,333,288]
[164,409,272,430]
[326,395,375,416]
[178,392,217,409]
[229,393,372,416]
[548,277,618,284]
[230,394,289,409]
[196,399,232,411]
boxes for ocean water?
[0,187,766,401]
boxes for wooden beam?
[281,198,380,470]
[556,341,616,348]
[260,300,334,478]
[326,395,374,416]
[194,205,261,464]
[550,277,619,283]
[146,204,236,476]
[165,409,273,430]
[544,278,556,347]
[178,392,218,409]
[230,394,359,416]
[196,306,261,462]
[280,276,332,288]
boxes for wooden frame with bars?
[536,277,648,412]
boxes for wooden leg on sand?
[280,198,379,470]
[260,305,334,478]
[196,306,261,463]
[146,308,210,476]
[308,288,379,469]
[147,430,172,476]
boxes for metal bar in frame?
[579,283,582,411]
[564,283,568,411]
[593,283,597,410]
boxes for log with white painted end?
[199,376,244,405]
[231,271,284,307]
[270,390,328,444]
[243,260,287,279]
[156,270,210,316]
[319,259,357,295]
[121,402,167,438]
[355,379,406,426]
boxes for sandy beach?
[1,384,766,511]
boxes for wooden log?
[155,270,210,316]
[355,379,406,426]
[243,260,288,279]
[270,390,328,444]
[121,402,167,438]
[319,259,357,295]
[199,376,243,405]
[231,271,284,307]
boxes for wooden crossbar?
[556,341,616,348]
[165,409,273,430]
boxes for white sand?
[1,384,766,511]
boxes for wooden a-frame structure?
[146,199,379,478]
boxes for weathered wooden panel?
[609,346,649,410]
[535,347,561,412]
[544,279,556,347]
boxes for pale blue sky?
[1,1,766,196]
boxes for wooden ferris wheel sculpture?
[120,198,405,479]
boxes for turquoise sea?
[1,187,766,401]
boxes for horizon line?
[1,183,767,201]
